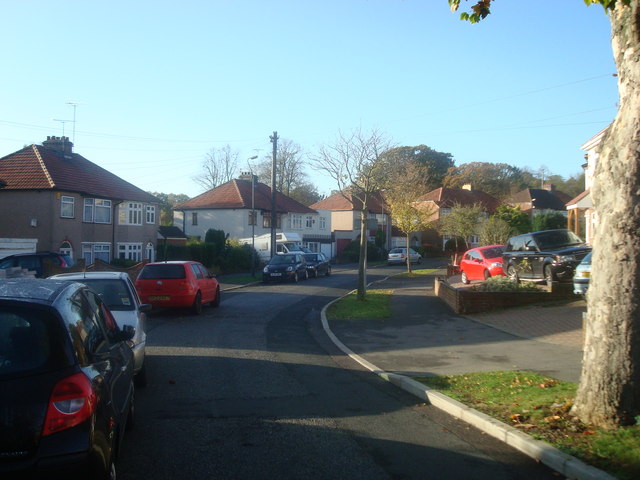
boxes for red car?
[135,261,220,314]
[459,245,505,284]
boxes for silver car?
[48,271,150,386]
[387,247,422,266]
[573,251,592,296]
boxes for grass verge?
[415,371,639,480]
[326,289,392,319]
[395,268,443,278]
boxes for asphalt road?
[117,265,560,480]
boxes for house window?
[192,212,198,226]
[82,243,111,265]
[305,216,313,229]
[83,198,112,223]
[146,205,156,224]
[248,210,257,226]
[262,212,281,229]
[61,196,74,218]
[319,216,326,230]
[60,241,73,259]
[118,243,142,262]
[119,203,143,225]
[291,214,302,229]
[303,242,319,253]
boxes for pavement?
[321,272,618,480]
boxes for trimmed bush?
[470,276,541,292]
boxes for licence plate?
[149,295,170,301]
[270,273,282,277]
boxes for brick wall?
[435,277,576,314]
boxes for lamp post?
[248,156,258,276]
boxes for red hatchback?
[135,261,220,314]
[459,245,505,284]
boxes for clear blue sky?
[0,0,617,199]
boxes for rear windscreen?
[0,305,70,379]
[138,264,186,280]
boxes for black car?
[0,278,135,479]
[262,253,308,283]
[303,252,331,277]
[502,229,591,283]
[0,252,75,278]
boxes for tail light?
[42,373,96,436]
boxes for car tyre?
[192,292,202,315]
[483,270,490,280]
[135,361,147,388]
[507,265,520,283]
[293,272,299,283]
[312,268,318,278]
[212,286,221,308]
[304,270,309,280]
[461,271,470,284]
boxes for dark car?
[0,252,75,278]
[502,229,591,283]
[0,278,135,479]
[459,245,505,284]
[263,253,308,283]
[135,261,220,315]
[303,252,331,277]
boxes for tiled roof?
[566,189,590,206]
[509,188,571,211]
[174,178,316,214]
[310,191,387,213]
[0,144,159,203]
[158,226,187,239]
[416,187,500,213]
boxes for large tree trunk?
[572,3,640,428]
[357,209,368,301]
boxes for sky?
[0,0,618,200]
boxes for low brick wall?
[434,277,576,314]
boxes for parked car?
[135,261,220,315]
[263,253,308,283]
[502,229,591,283]
[49,271,150,386]
[0,278,135,479]
[573,251,592,296]
[0,252,75,278]
[303,252,331,277]
[459,245,505,284]
[387,247,422,266]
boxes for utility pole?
[269,131,279,258]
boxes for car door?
[469,250,484,279]
[192,263,216,304]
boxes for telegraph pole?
[269,131,279,258]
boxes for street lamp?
[248,156,258,276]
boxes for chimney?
[542,183,555,191]
[42,136,73,157]
[462,184,472,191]
[239,172,257,182]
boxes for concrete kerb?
[320,286,617,480]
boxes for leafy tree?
[148,191,190,226]
[193,144,239,192]
[479,216,512,246]
[379,145,454,192]
[531,211,568,231]
[438,203,484,264]
[288,182,323,206]
[493,205,531,234]
[449,0,639,429]
[442,161,526,199]
[311,127,391,300]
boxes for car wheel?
[191,292,202,315]
[544,265,555,283]
[461,271,470,284]
[507,265,520,283]
[417,258,422,265]
[135,361,147,388]
[212,286,221,308]
[483,270,490,280]
[101,457,117,480]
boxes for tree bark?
[572,2,640,428]
[357,209,368,300]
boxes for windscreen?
[138,264,186,280]
[270,255,295,265]
[482,247,504,259]
[79,279,134,311]
[533,230,583,250]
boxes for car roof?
[2,251,64,258]
[49,271,129,281]
[0,278,78,304]
[144,261,198,265]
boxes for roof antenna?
[66,101,84,144]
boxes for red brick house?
[0,136,160,264]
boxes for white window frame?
[61,196,74,218]
[119,202,143,226]
[118,242,143,262]
[145,242,155,262]
[305,216,313,229]
[82,243,111,265]
[291,214,302,230]
[146,205,156,224]
[84,198,112,224]
[319,216,326,230]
